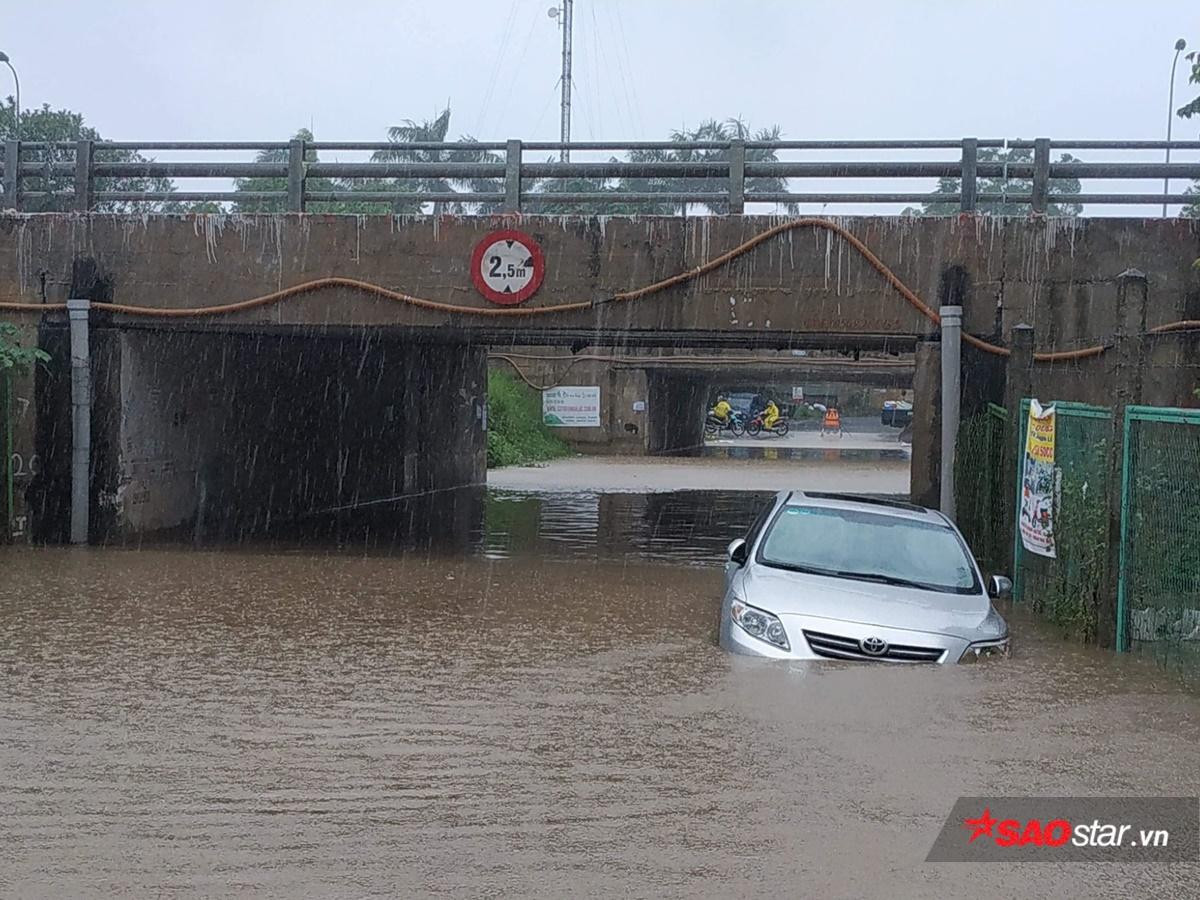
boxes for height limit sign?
[470,229,545,305]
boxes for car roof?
[779,491,948,525]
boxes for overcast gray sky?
[3,1,1198,213]
[4,0,1195,142]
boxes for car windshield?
[758,504,979,594]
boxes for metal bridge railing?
[2,138,1200,214]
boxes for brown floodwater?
[1,489,1198,898]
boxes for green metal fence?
[955,402,1009,575]
[1012,400,1112,642]
[1117,406,1200,681]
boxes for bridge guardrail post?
[74,140,93,212]
[504,139,522,213]
[729,139,745,214]
[2,140,18,210]
[1031,137,1051,213]
[287,139,305,212]
[960,138,978,212]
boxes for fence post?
[960,137,978,213]
[1002,323,1034,573]
[73,139,93,212]
[1030,137,1051,214]
[1100,268,1149,649]
[504,139,522,213]
[939,305,963,520]
[3,140,19,210]
[67,298,91,545]
[728,139,746,215]
[287,139,305,212]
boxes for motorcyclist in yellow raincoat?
[710,396,732,424]
[762,399,780,430]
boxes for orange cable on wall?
[1,218,1195,362]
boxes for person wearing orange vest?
[822,407,842,435]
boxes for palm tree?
[371,108,503,214]
[525,118,795,215]
[523,165,675,215]
[233,128,396,214]
[621,118,797,215]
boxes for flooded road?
[2,489,1198,898]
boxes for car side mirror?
[727,538,748,566]
[988,575,1013,599]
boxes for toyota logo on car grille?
[860,636,888,656]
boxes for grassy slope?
[486,371,572,468]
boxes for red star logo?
[963,807,998,843]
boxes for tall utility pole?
[549,0,574,162]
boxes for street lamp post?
[1164,39,1186,218]
[0,52,18,139]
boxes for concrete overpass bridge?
[495,352,917,385]
[2,137,1199,542]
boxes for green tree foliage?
[526,118,795,215]
[0,100,177,213]
[523,170,663,215]
[913,146,1083,217]
[233,128,393,215]
[236,111,502,214]
[371,108,503,214]
[0,323,49,374]
[623,119,795,214]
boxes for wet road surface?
[2,489,1198,898]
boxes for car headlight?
[959,636,1010,663]
[731,599,790,651]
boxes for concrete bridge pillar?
[646,371,708,455]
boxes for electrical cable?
[2,217,1194,362]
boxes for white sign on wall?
[543,386,601,427]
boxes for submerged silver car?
[719,492,1010,664]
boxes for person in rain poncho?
[763,398,781,430]
[709,395,733,426]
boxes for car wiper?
[830,570,932,590]
[764,561,968,593]
[763,560,840,578]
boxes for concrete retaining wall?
[26,325,486,543]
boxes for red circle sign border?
[469,229,546,306]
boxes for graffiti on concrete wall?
[5,389,36,539]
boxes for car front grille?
[802,629,944,663]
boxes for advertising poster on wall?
[542,386,601,427]
[1019,400,1057,558]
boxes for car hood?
[737,564,993,638]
